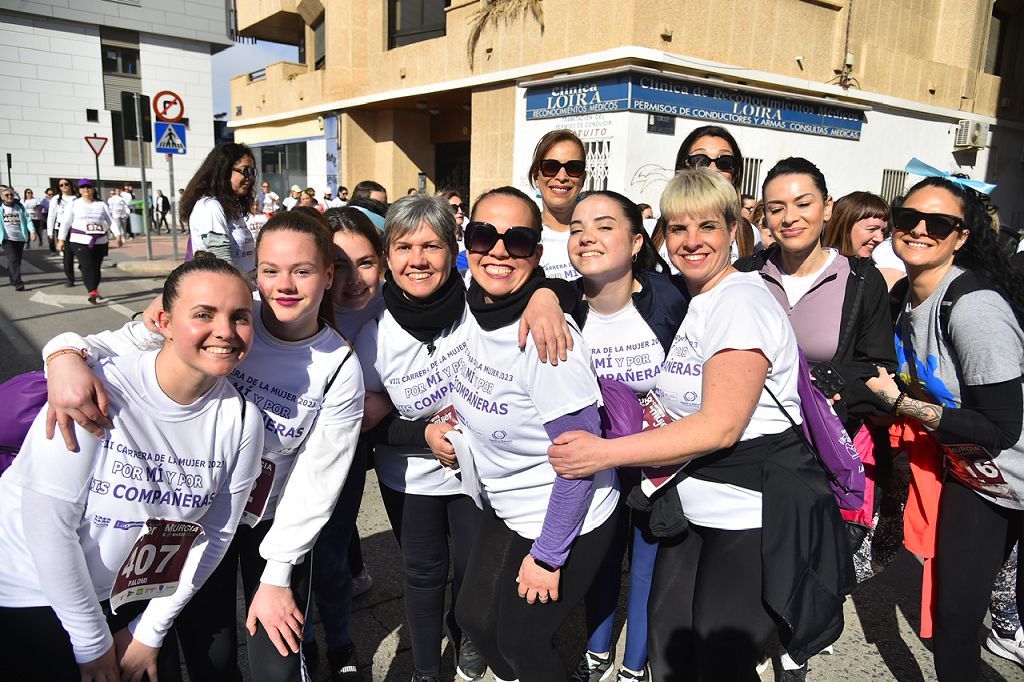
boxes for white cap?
[322,186,332,196]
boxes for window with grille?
[880,169,908,204]
[100,29,149,168]
[742,158,763,198]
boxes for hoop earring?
[632,253,638,263]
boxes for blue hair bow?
[905,157,997,196]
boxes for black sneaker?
[456,632,487,681]
[780,663,808,681]
[65,281,75,287]
[327,644,361,682]
[411,674,439,682]
[13,283,25,291]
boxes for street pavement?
[0,236,1020,681]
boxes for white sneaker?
[985,627,1024,667]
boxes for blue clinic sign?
[525,72,864,140]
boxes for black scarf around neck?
[382,268,466,347]
[467,267,546,331]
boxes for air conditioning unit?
[954,119,989,149]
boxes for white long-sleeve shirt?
[46,191,75,236]
[58,198,119,245]
[0,351,263,661]
[43,310,364,587]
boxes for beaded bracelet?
[45,348,88,365]
[893,392,908,414]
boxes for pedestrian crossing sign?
[154,122,187,154]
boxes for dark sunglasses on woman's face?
[449,202,465,214]
[464,221,540,258]
[684,153,737,173]
[891,207,964,239]
[232,166,257,180]
[539,159,586,178]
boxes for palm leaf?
[467,0,544,68]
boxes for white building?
[0,0,232,201]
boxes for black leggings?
[174,520,312,682]
[933,479,1024,681]
[69,242,107,293]
[0,598,181,681]
[379,483,481,676]
[648,523,777,682]
[456,504,621,682]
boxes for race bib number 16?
[109,519,202,612]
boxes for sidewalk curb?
[114,259,182,277]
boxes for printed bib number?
[943,442,1018,501]
[109,519,202,612]
[3,212,17,225]
[84,222,106,235]
[241,458,275,526]
[639,392,683,495]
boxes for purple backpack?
[0,371,48,474]
[597,377,643,440]
[766,350,865,511]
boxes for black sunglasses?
[684,153,737,173]
[232,166,257,180]
[539,159,586,178]
[449,202,466,214]
[891,207,964,239]
[464,221,540,258]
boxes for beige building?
[230,0,1024,224]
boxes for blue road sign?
[154,122,187,154]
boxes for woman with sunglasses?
[566,191,686,682]
[673,125,758,260]
[549,168,851,681]
[866,175,1024,681]
[41,211,365,682]
[424,186,620,681]
[47,178,79,287]
[57,179,123,305]
[437,189,470,271]
[530,129,588,281]
[181,142,258,275]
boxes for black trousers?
[933,479,1024,680]
[0,597,181,681]
[2,240,25,286]
[31,218,44,244]
[379,483,481,676]
[174,520,312,682]
[456,504,620,682]
[69,242,107,293]
[647,523,777,682]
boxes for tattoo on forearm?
[900,397,942,430]
[872,389,896,410]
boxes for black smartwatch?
[531,555,559,572]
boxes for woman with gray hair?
[353,194,576,682]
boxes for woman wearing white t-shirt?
[181,142,258,275]
[48,178,78,284]
[531,129,587,281]
[432,186,620,681]
[0,254,263,682]
[549,168,851,681]
[43,211,365,682]
[567,191,687,682]
[57,179,122,304]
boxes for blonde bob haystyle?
[660,166,741,229]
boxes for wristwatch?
[531,556,559,572]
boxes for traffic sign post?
[153,91,186,261]
[133,93,153,260]
[84,134,108,192]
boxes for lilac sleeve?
[531,403,602,567]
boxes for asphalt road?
[1,242,1020,681]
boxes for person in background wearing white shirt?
[57,179,122,304]
[323,186,344,209]
[282,185,302,211]
[260,181,280,216]
[1,186,32,291]
[45,211,365,682]
[21,188,43,246]
[48,178,78,286]
[246,199,269,239]
[181,142,257,275]
[0,254,263,682]
[548,168,852,682]
[107,188,130,243]
[530,129,587,281]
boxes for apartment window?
[313,17,326,70]
[741,158,763,199]
[985,1,1022,78]
[880,169,908,205]
[389,0,448,49]
[102,45,139,75]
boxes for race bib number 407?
[110,519,202,612]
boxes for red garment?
[841,424,878,527]
[890,418,944,638]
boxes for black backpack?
[889,270,1024,339]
